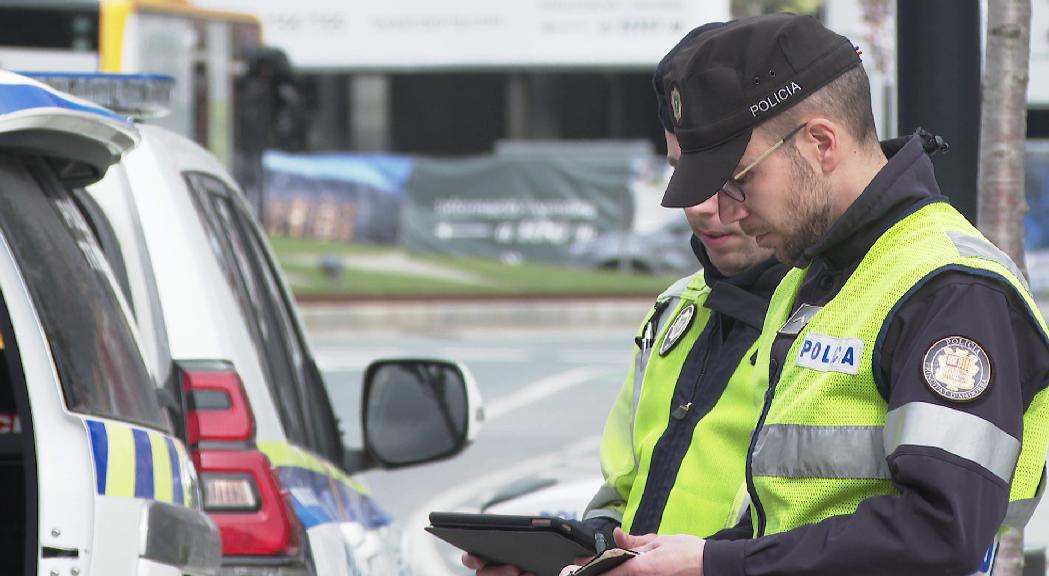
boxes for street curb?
[298,297,654,334]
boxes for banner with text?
[195,0,729,69]
[401,154,635,263]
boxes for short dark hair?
[760,65,879,147]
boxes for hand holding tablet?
[427,512,609,576]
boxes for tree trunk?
[978,0,1031,574]
[979,0,1031,276]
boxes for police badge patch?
[659,303,695,356]
[670,85,683,125]
[922,336,992,402]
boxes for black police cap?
[653,22,726,133]
[660,13,862,208]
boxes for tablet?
[426,512,606,576]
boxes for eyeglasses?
[720,123,807,202]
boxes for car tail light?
[182,366,253,445]
[179,362,304,558]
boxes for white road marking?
[438,347,531,363]
[484,365,616,421]
[406,436,602,576]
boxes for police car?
[0,72,222,574]
[26,73,484,575]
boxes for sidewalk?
[298,296,654,335]
[300,295,1049,335]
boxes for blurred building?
[192,0,734,156]
[188,0,909,157]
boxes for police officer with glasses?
[561,12,1049,576]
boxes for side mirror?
[360,359,483,469]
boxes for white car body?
[88,121,482,575]
[0,71,221,575]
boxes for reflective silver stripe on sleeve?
[583,485,625,523]
[582,507,624,524]
[947,230,1031,293]
[751,424,890,479]
[884,402,1020,484]
[1003,466,1046,529]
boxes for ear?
[802,118,840,175]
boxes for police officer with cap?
[463,23,789,576]
[580,20,787,542]
[561,12,1049,576]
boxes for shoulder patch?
[922,336,991,402]
[659,303,696,356]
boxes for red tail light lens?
[194,449,300,556]
[181,366,253,445]
[179,362,303,558]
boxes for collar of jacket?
[692,234,788,329]
[795,134,947,270]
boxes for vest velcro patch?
[778,304,822,336]
[922,336,991,402]
[795,333,863,375]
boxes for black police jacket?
[704,135,1049,575]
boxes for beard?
[775,146,833,264]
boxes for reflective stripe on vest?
[751,424,889,479]
[584,485,626,523]
[947,230,1031,293]
[1003,466,1046,529]
[885,402,1020,484]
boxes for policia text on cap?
[561,13,1049,576]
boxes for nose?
[717,191,747,225]
[684,193,719,218]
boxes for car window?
[69,188,134,316]
[72,185,176,400]
[232,205,344,463]
[0,155,167,430]
[184,173,309,446]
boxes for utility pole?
[897,0,981,224]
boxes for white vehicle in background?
[32,72,484,576]
[0,72,221,575]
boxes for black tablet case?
[426,513,600,576]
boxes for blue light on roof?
[0,70,131,124]
[12,72,173,120]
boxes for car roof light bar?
[17,72,174,120]
[0,70,132,124]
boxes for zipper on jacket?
[746,355,786,537]
[671,314,719,420]
[630,312,721,533]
